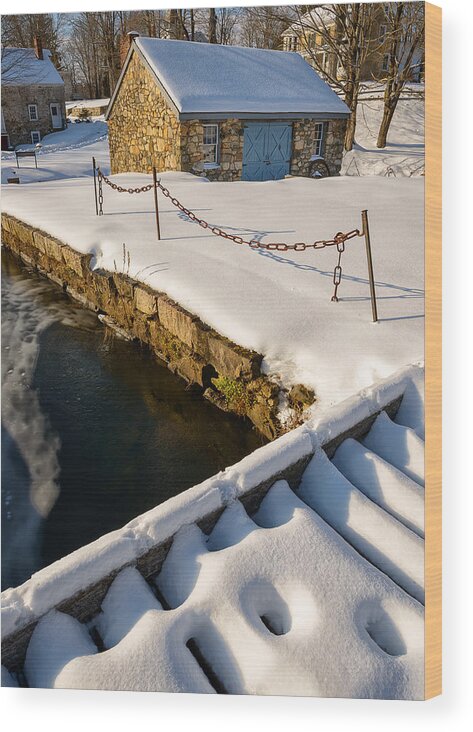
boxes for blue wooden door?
[242,122,292,181]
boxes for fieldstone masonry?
[2,84,66,148]
[2,213,315,439]
[108,52,181,174]
[108,48,347,181]
[291,118,347,177]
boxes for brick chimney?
[119,30,139,67]
[33,35,43,60]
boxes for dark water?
[1,251,264,590]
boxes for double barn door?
[242,122,293,181]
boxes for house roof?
[106,37,349,121]
[1,47,64,86]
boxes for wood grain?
[424,1,442,700]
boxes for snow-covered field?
[1,364,424,697]
[342,85,424,178]
[1,120,108,185]
[1,118,424,412]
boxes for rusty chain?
[97,168,154,194]
[155,177,362,253]
[96,167,363,299]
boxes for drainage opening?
[202,364,218,390]
[186,638,228,694]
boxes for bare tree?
[1,46,46,84]
[1,13,68,68]
[215,8,240,45]
[375,2,425,148]
[285,4,377,150]
[240,6,292,49]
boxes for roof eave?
[178,110,350,121]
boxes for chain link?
[95,167,363,301]
[155,177,362,253]
[97,168,153,194]
[97,171,104,216]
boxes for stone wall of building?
[290,118,347,177]
[2,84,65,148]
[108,51,181,175]
[180,118,244,182]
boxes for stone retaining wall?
[1,213,310,439]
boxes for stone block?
[32,230,48,254]
[157,296,206,351]
[207,332,261,381]
[43,236,65,263]
[134,284,158,315]
[62,246,92,278]
[12,220,35,248]
[1,214,14,233]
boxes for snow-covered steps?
[332,439,424,537]
[298,449,424,604]
[10,482,423,698]
[1,363,425,697]
[362,411,425,486]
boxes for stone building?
[1,38,66,150]
[106,36,350,181]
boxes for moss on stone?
[212,375,254,415]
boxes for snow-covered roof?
[1,47,64,87]
[107,37,349,120]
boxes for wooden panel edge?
[424,0,442,700]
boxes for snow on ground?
[1,121,424,410]
[3,366,425,697]
[66,98,109,111]
[341,85,424,177]
[1,119,107,184]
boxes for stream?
[1,250,264,590]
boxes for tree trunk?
[376,96,399,148]
[343,78,359,152]
[209,9,217,43]
[344,105,357,151]
[190,10,195,41]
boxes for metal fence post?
[92,157,98,216]
[153,167,161,241]
[361,209,378,323]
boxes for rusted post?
[361,209,378,323]
[153,167,161,241]
[92,157,98,216]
